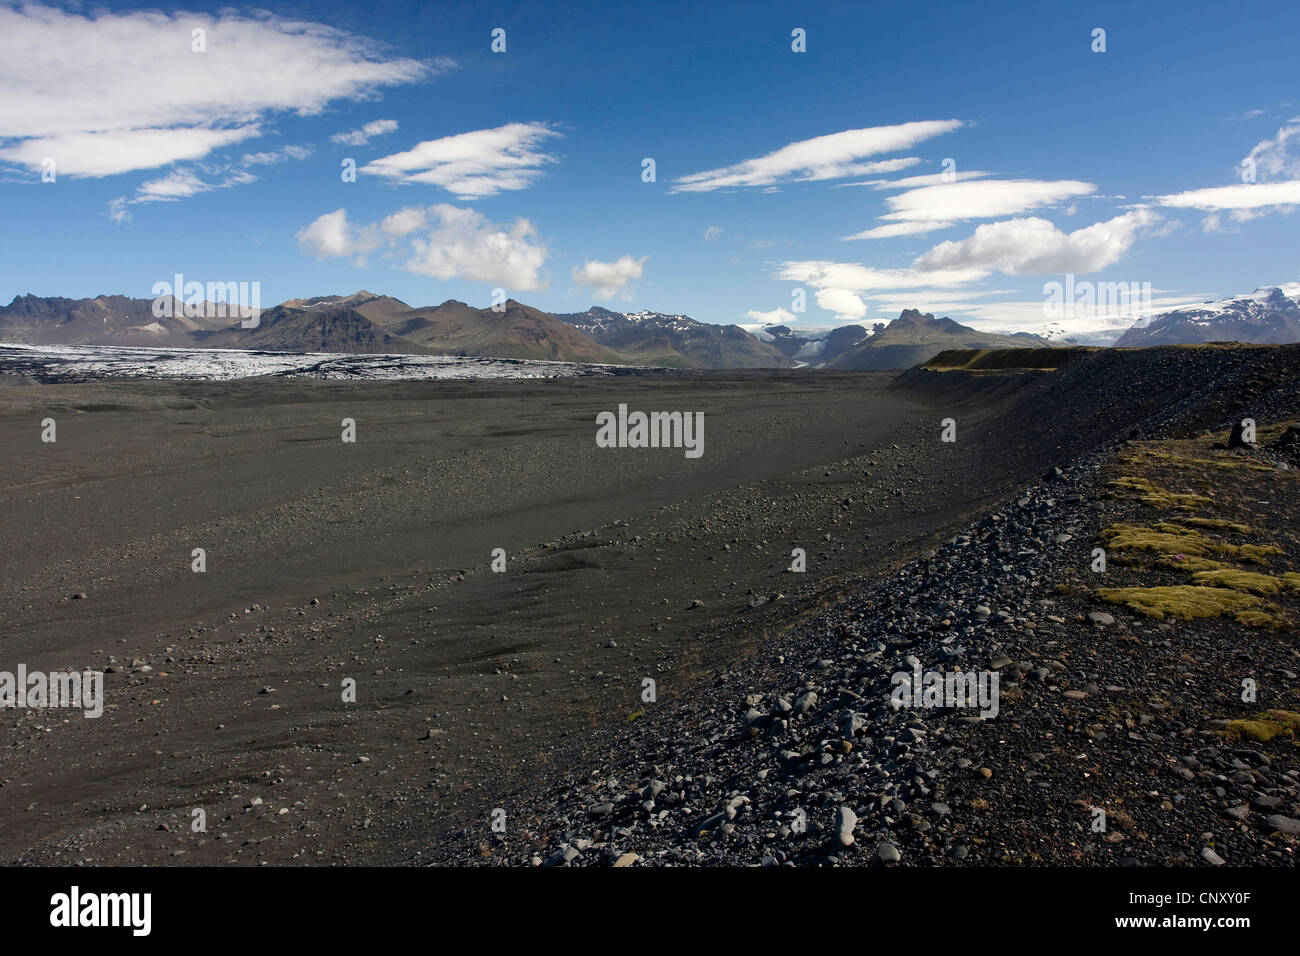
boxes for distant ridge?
[554,306,792,368]
[828,309,1053,370]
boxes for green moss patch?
[1155,554,1232,573]
[1105,476,1212,510]
[1096,585,1262,621]
[1222,710,1300,743]
[1191,568,1286,596]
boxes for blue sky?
[1,0,1298,336]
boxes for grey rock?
[835,806,857,847]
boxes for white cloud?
[669,120,961,192]
[332,119,400,146]
[909,291,1213,337]
[867,170,991,191]
[407,206,547,288]
[241,145,314,165]
[110,146,311,215]
[572,256,647,300]
[744,307,795,324]
[1151,125,1300,229]
[1154,180,1300,210]
[132,166,256,203]
[778,260,989,293]
[1243,122,1300,180]
[297,208,381,261]
[842,220,954,241]
[0,5,438,177]
[913,209,1158,275]
[815,288,868,321]
[782,208,1156,320]
[361,122,560,198]
[299,204,549,290]
[4,126,261,178]
[704,225,723,242]
[380,207,430,238]
[841,177,1097,242]
[881,179,1096,224]
[106,197,131,224]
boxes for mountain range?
[552,306,789,368]
[1114,284,1300,347]
[3,285,1297,369]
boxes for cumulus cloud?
[0,5,438,178]
[744,307,795,324]
[815,288,868,321]
[781,208,1156,320]
[297,204,548,290]
[704,225,723,242]
[572,256,647,300]
[297,208,381,261]
[406,206,547,288]
[332,119,399,146]
[362,122,560,198]
[913,209,1159,275]
[669,120,961,192]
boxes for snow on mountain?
[1114,285,1300,347]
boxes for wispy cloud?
[841,176,1095,240]
[361,123,561,198]
[241,146,314,166]
[1243,122,1300,180]
[669,121,960,193]
[1155,181,1300,231]
[108,146,314,218]
[843,220,956,240]
[1154,123,1300,230]
[0,5,440,178]
[881,178,1096,224]
[332,119,400,146]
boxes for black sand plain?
[0,368,1037,864]
[3,348,1294,866]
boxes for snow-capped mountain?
[1026,315,1149,347]
[554,306,790,368]
[742,323,872,367]
[1115,285,1300,347]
